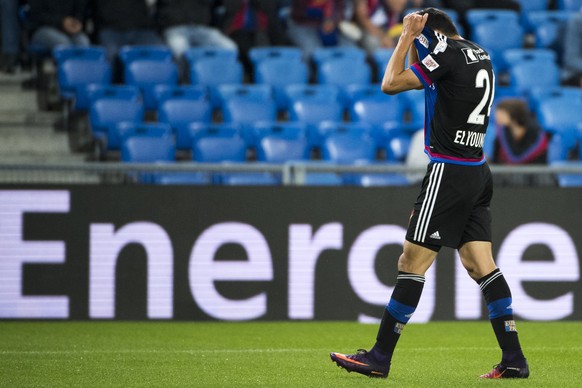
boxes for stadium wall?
[0,187,581,321]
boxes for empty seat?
[348,86,407,141]
[123,60,179,110]
[256,135,310,163]
[526,11,571,50]
[322,132,377,164]
[119,45,174,64]
[151,171,211,185]
[536,94,582,161]
[121,133,175,163]
[53,45,106,64]
[193,132,247,163]
[557,0,582,11]
[189,58,243,107]
[153,84,207,106]
[110,121,173,152]
[57,58,111,111]
[466,10,523,71]
[89,95,144,150]
[248,46,303,66]
[254,58,309,110]
[252,121,307,143]
[183,46,238,65]
[288,98,343,147]
[220,86,277,144]
[311,47,367,65]
[158,97,212,150]
[551,161,582,187]
[507,60,560,95]
[372,48,394,82]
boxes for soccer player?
[330,8,529,379]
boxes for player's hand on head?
[402,12,428,38]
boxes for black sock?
[371,272,425,364]
[478,269,526,367]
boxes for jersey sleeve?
[410,53,450,86]
[410,37,452,87]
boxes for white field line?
[1,346,582,356]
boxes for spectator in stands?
[157,0,238,60]
[492,99,547,165]
[353,0,408,52]
[563,11,582,87]
[92,0,163,62]
[0,0,20,73]
[28,0,90,51]
[286,0,358,58]
[221,0,288,62]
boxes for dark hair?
[496,99,530,127]
[417,7,459,37]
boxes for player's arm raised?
[381,12,427,95]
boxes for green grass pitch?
[1,321,581,387]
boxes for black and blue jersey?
[410,27,495,165]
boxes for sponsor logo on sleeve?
[417,34,429,48]
[422,54,440,72]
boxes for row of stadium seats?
[87,83,421,157]
[113,121,409,187]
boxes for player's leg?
[458,241,529,379]
[330,240,437,378]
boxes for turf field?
[1,321,581,387]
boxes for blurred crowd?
[1,0,540,74]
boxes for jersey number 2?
[467,69,494,125]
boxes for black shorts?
[406,161,493,252]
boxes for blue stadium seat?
[216,84,273,107]
[529,86,582,111]
[123,60,178,110]
[466,10,523,71]
[118,46,176,109]
[53,45,106,65]
[526,11,571,50]
[248,46,303,66]
[193,132,247,162]
[518,0,551,31]
[348,86,406,141]
[551,161,582,187]
[317,121,373,143]
[183,46,238,64]
[121,135,175,163]
[312,47,367,64]
[401,88,425,132]
[153,84,207,106]
[189,123,241,142]
[384,133,412,162]
[189,57,244,107]
[557,0,582,11]
[158,97,212,151]
[322,132,377,164]
[118,45,174,64]
[283,84,341,106]
[503,48,557,64]
[151,171,211,185]
[220,86,277,145]
[89,95,144,151]
[256,135,310,163]
[536,96,582,159]
[57,58,111,111]
[110,121,173,152]
[252,121,307,143]
[372,48,394,82]
[507,60,560,95]
[86,84,141,104]
[287,96,343,147]
[254,58,309,110]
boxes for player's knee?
[397,252,415,273]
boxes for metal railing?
[0,161,580,186]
